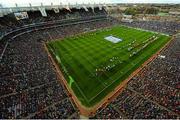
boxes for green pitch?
[47,25,171,107]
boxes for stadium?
[0,0,180,119]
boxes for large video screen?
[14,12,29,20]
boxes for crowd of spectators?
[92,25,180,119]
[0,7,107,38]
[121,21,180,35]
[127,36,180,114]
[92,88,178,119]
[0,8,114,118]
[0,31,78,118]
[0,7,180,119]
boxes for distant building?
[121,14,133,23]
[169,11,180,16]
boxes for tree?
[145,8,159,14]
[124,8,137,16]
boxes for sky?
[0,0,179,7]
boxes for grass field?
[47,25,171,107]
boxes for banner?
[0,12,3,17]
[99,5,102,10]
[14,12,28,20]
[83,6,88,12]
[91,6,94,13]
[53,8,59,13]
[39,7,47,17]
[65,6,71,12]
